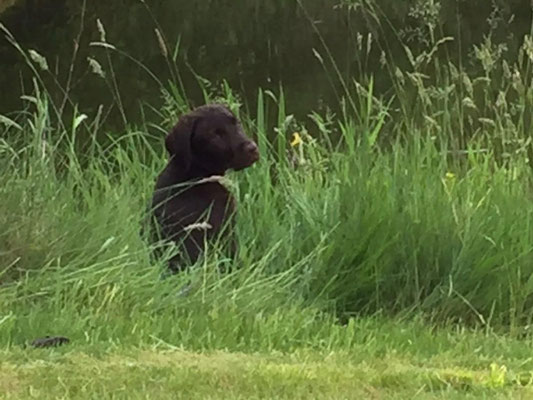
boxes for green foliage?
[3,53,533,337]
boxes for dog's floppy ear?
[165,113,198,171]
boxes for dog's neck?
[169,158,227,183]
[189,158,228,181]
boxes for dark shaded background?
[0,0,531,129]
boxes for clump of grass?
[2,73,533,338]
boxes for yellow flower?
[445,172,456,180]
[290,132,303,147]
[489,362,507,387]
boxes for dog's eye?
[215,129,226,137]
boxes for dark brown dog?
[150,104,259,273]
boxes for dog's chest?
[160,182,235,231]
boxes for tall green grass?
[2,3,533,353]
[2,80,533,338]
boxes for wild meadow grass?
[2,3,533,397]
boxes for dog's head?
[165,104,259,176]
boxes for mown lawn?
[3,321,533,400]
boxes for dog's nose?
[243,141,259,159]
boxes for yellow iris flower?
[290,132,303,147]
